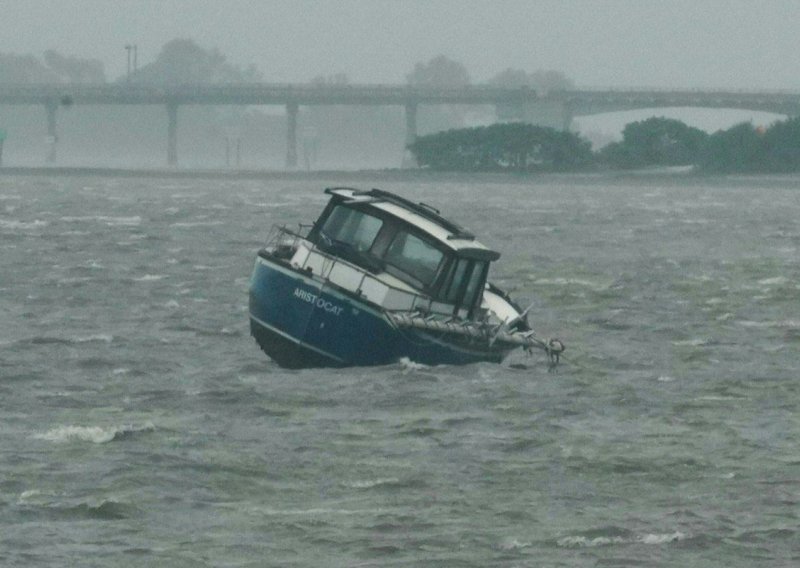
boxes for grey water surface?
[1,173,798,567]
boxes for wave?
[170,221,225,227]
[557,529,686,548]
[0,219,48,230]
[530,276,611,291]
[34,422,155,444]
[61,215,142,226]
[398,357,430,371]
[736,319,800,329]
[17,493,135,520]
[758,276,790,286]
[25,333,113,346]
[343,477,402,489]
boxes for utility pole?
[125,45,132,82]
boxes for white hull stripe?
[256,255,386,319]
[249,314,346,363]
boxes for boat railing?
[291,240,460,319]
[264,224,313,255]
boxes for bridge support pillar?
[402,102,418,168]
[167,102,179,166]
[286,102,298,169]
[45,102,58,164]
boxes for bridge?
[1,83,798,167]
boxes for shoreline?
[1,165,798,188]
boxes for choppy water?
[1,173,798,567]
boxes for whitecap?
[35,425,117,444]
[170,221,224,227]
[0,219,49,230]
[34,423,155,444]
[498,537,532,551]
[638,532,686,544]
[18,489,45,503]
[398,357,429,371]
[737,319,800,329]
[133,274,166,282]
[344,477,400,489]
[75,334,114,343]
[557,535,626,547]
[758,276,789,286]
[671,338,710,347]
[557,531,685,547]
[530,277,610,291]
[61,215,142,226]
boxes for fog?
[4,0,799,88]
[1,0,798,168]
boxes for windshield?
[320,205,383,251]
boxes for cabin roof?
[325,187,500,261]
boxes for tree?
[0,53,55,83]
[406,55,470,87]
[598,117,708,169]
[409,122,593,172]
[697,122,764,173]
[129,39,261,84]
[761,116,800,172]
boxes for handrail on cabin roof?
[325,186,476,241]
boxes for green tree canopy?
[409,122,593,172]
[697,122,764,173]
[761,116,800,172]
[599,116,708,169]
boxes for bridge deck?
[0,84,798,114]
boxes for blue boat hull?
[248,254,509,368]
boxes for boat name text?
[293,287,344,316]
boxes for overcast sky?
[2,0,799,89]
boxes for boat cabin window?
[463,261,488,310]
[439,257,488,313]
[442,258,470,303]
[320,205,383,252]
[383,231,445,289]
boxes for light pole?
[125,44,132,82]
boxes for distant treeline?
[409,116,800,174]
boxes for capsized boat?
[248,187,564,368]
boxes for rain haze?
[2,0,800,88]
[2,2,800,566]
[2,0,800,167]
